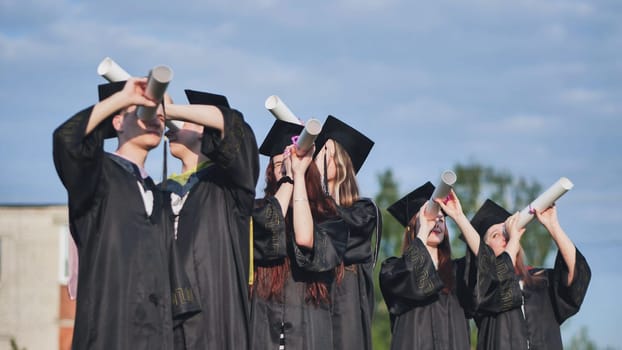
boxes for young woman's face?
[485,223,507,257]
[425,213,446,247]
[271,153,285,181]
[314,139,337,183]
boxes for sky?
[1,0,621,347]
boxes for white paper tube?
[136,65,174,120]
[425,170,457,217]
[265,95,302,125]
[295,118,322,155]
[516,177,574,229]
[97,57,131,82]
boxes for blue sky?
[1,0,621,347]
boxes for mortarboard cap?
[184,89,230,107]
[387,182,435,227]
[259,120,304,157]
[470,199,511,237]
[97,81,126,139]
[313,115,374,173]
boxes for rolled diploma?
[295,118,322,155]
[97,59,179,131]
[425,170,457,217]
[265,95,302,124]
[516,177,574,229]
[136,65,174,120]
[97,57,131,82]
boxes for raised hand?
[534,204,560,232]
[120,77,157,109]
[416,201,437,242]
[436,189,464,219]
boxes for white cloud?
[558,88,604,104]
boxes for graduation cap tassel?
[162,140,168,185]
[161,99,168,189]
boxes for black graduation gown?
[331,198,380,350]
[380,239,471,350]
[53,107,189,350]
[250,197,348,350]
[162,107,259,350]
[473,243,592,350]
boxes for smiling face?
[484,223,508,256]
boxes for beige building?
[0,205,74,350]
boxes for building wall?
[0,205,70,350]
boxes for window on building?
[58,226,71,284]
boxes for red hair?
[254,158,337,305]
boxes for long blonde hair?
[331,140,359,207]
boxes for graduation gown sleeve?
[252,197,288,263]
[336,198,381,265]
[548,248,591,323]
[379,238,444,315]
[292,217,348,272]
[472,240,523,315]
[53,106,105,229]
[200,106,259,204]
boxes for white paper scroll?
[295,118,322,155]
[97,59,180,131]
[265,95,303,125]
[136,65,174,121]
[516,177,574,229]
[425,170,457,217]
[97,57,131,82]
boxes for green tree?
[10,338,26,350]
[371,169,402,350]
[567,326,598,350]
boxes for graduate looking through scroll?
[159,89,259,350]
[379,181,482,350]
[53,78,195,349]
[468,199,591,350]
[250,119,348,350]
[312,115,380,350]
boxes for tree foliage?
[372,169,401,350]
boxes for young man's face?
[116,105,165,150]
[166,122,204,160]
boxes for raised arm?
[290,144,315,249]
[436,189,481,255]
[503,212,526,266]
[86,77,155,135]
[164,100,224,137]
[535,205,576,284]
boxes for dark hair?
[254,157,337,305]
[402,212,454,294]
